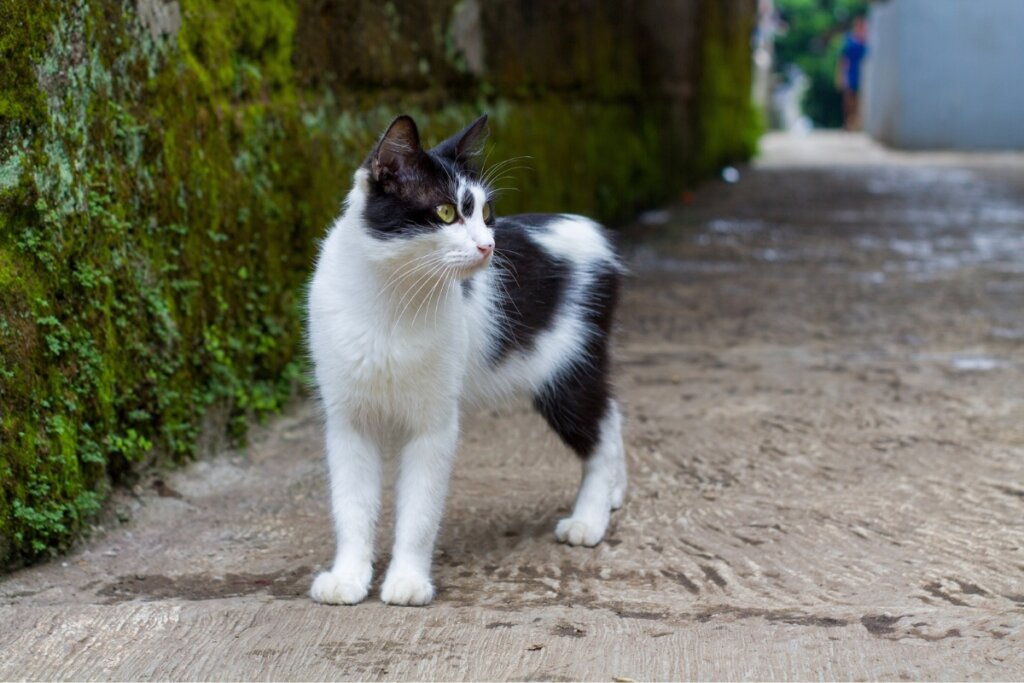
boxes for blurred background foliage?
[774,0,869,128]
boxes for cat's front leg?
[310,416,382,605]
[380,410,459,606]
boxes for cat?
[306,114,626,606]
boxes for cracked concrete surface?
[1,132,1022,680]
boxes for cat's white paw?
[555,514,608,547]
[380,570,435,606]
[310,567,372,605]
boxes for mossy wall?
[0,0,758,567]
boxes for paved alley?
[2,132,1022,680]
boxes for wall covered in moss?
[0,0,757,567]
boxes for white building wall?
[865,0,1024,150]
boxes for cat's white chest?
[309,282,466,430]
[345,320,451,392]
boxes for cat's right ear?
[433,114,489,169]
[370,115,423,188]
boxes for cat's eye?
[482,203,491,221]
[435,203,456,223]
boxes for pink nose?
[477,243,494,257]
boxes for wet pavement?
[2,132,1023,680]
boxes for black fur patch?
[488,213,621,459]
[460,191,474,219]
[489,216,570,362]
[533,268,619,459]
[361,178,452,240]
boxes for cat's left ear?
[434,114,489,169]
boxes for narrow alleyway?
[2,132,1022,680]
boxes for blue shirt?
[842,34,867,92]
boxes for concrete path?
[2,132,1023,680]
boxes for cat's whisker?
[494,271,523,323]
[490,251,515,272]
[487,177,523,187]
[413,268,444,327]
[491,264,520,292]
[485,162,533,177]
[393,254,461,333]
[481,155,534,185]
[388,266,447,308]
[493,248,525,264]
[372,252,444,303]
[480,157,515,182]
[482,174,528,193]
[437,161,459,199]
[391,262,448,330]
[376,252,446,298]
[483,174,526,192]
[492,258,520,277]
[416,263,455,328]
[484,167,532,187]
[381,252,446,289]
[432,266,457,327]
[478,145,496,180]
[484,178,527,195]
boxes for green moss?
[0,0,314,564]
[0,0,758,568]
[0,0,59,123]
[695,1,762,175]
[476,100,685,224]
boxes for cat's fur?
[307,115,626,606]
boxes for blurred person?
[837,14,868,130]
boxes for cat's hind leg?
[609,403,628,510]
[535,378,626,547]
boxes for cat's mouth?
[450,251,492,279]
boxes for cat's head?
[355,114,495,279]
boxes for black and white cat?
[307,115,626,606]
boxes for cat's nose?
[477,243,494,257]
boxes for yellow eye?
[482,202,491,221]
[435,203,456,223]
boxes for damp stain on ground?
[96,567,312,602]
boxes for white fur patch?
[531,215,616,265]
[470,186,487,221]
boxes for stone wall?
[0,0,757,566]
